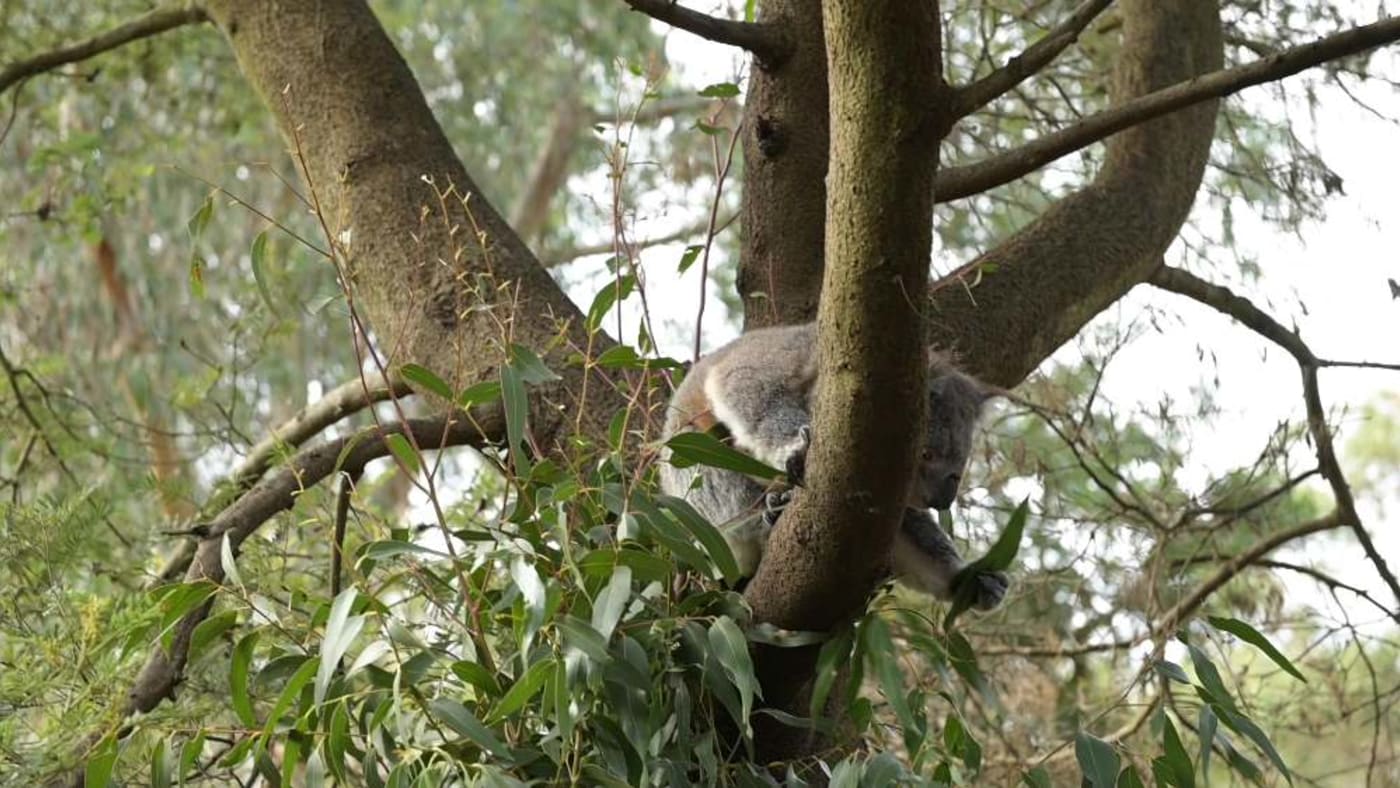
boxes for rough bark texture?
[744,0,943,629]
[742,0,944,765]
[202,0,625,449]
[737,0,829,328]
[928,0,1223,387]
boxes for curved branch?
[0,4,208,96]
[927,0,1223,389]
[1151,265,1400,617]
[1253,560,1397,621]
[234,373,410,488]
[951,0,1114,118]
[936,13,1400,202]
[620,0,789,65]
[1149,266,1316,362]
[1154,512,1346,635]
[152,372,412,584]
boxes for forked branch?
[0,4,208,95]
[152,372,412,584]
[1152,265,1400,620]
[936,14,1400,202]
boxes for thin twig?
[543,210,738,267]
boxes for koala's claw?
[785,424,811,485]
[762,488,795,527]
[968,569,1010,611]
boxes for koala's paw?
[966,569,1010,611]
[783,424,811,486]
[762,488,795,528]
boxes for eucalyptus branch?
[66,411,504,788]
[620,0,789,65]
[542,210,738,267]
[152,372,411,584]
[936,14,1400,202]
[1152,265,1400,618]
[1154,512,1345,636]
[0,4,208,95]
[952,0,1114,117]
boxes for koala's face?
[912,370,987,510]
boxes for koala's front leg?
[892,508,1008,611]
[759,423,810,528]
[781,424,811,486]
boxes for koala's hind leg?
[892,508,1008,611]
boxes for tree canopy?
[1,0,1398,785]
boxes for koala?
[659,322,1008,610]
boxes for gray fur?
[658,321,1008,612]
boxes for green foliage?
[2,2,1393,785]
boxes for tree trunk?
[735,0,1224,765]
[201,0,628,449]
[742,0,946,764]
[737,0,828,329]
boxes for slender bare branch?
[152,372,412,584]
[620,94,712,125]
[936,14,1400,202]
[978,638,1136,658]
[952,0,1114,117]
[542,210,738,267]
[620,0,789,64]
[1151,265,1400,618]
[1254,560,1397,620]
[0,4,208,95]
[1155,512,1346,635]
[1319,358,1400,372]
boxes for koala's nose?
[926,471,962,510]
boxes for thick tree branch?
[620,0,789,64]
[740,0,942,764]
[936,14,1400,202]
[925,0,1223,390]
[0,5,208,95]
[951,0,1114,118]
[746,0,941,629]
[202,0,627,454]
[1151,265,1400,619]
